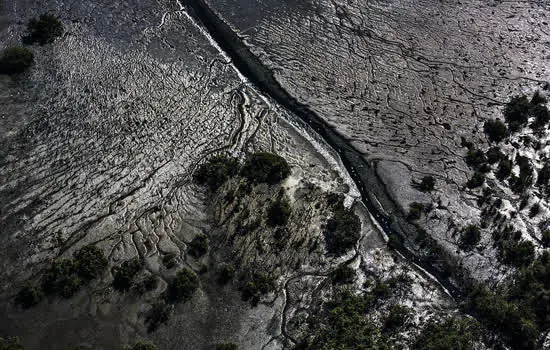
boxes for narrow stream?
[181,0,464,299]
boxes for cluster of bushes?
[242,272,275,306]
[491,225,535,267]
[503,93,549,132]
[413,175,436,192]
[113,258,143,291]
[217,264,236,285]
[330,265,355,285]
[16,245,107,307]
[324,199,361,255]
[459,224,481,251]
[412,317,481,350]
[0,14,63,75]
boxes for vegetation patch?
[414,175,436,192]
[242,272,275,306]
[215,344,238,350]
[23,13,64,45]
[0,47,34,74]
[15,283,43,309]
[218,264,236,285]
[166,268,199,303]
[145,301,171,333]
[188,234,209,258]
[383,304,412,332]
[331,265,355,285]
[241,152,291,184]
[113,258,143,292]
[483,119,508,143]
[123,341,159,350]
[412,317,481,350]
[267,196,291,227]
[194,155,240,191]
[459,225,481,251]
[324,200,361,255]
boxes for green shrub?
[188,234,209,258]
[0,336,23,350]
[531,90,547,105]
[242,272,275,306]
[241,152,291,184]
[134,275,158,294]
[194,155,240,191]
[162,254,178,269]
[529,204,540,218]
[331,265,355,285]
[215,344,238,350]
[23,13,64,45]
[486,147,503,164]
[166,268,199,303]
[465,149,487,169]
[407,202,424,221]
[0,47,33,74]
[466,172,485,189]
[504,95,531,132]
[460,225,481,250]
[218,264,236,285]
[483,119,508,143]
[412,317,481,350]
[415,175,436,192]
[15,283,43,308]
[324,201,361,255]
[267,197,291,227]
[496,157,513,180]
[500,240,535,267]
[145,302,171,333]
[113,258,143,291]
[531,104,550,129]
[42,258,83,298]
[538,163,550,186]
[542,230,550,247]
[384,304,412,332]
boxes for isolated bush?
[331,265,355,285]
[215,344,238,350]
[218,264,236,285]
[324,201,361,255]
[242,272,275,306]
[188,234,209,258]
[466,172,485,189]
[496,158,513,180]
[0,47,33,74]
[23,13,64,45]
[42,259,83,298]
[113,258,143,291]
[194,155,240,191]
[267,197,291,226]
[538,163,550,186]
[486,147,503,164]
[134,275,158,294]
[542,230,550,247]
[15,283,43,308]
[460,225,481,251]
[483,119,508,143]
[407,202,424,221]
[241,152,291,184]
[73,245,108,281]
[465,148,487,169]
[529,204,541,218]
[416,175,436,192]
[166,268,199,303]
[532,104,550,129]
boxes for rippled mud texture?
[205,0,550,282]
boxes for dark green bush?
[215,344,238,350]
[23,13,64,45]
[531,104,550,129]
[194,155,240,191]
[242,272,275,306]
[42,258,83,298]
[465,148,487,169]
[483,119,508,143]
[145,302,171,333]
[531,90,547,105]
[218,264,236,285]
[460,225,481,251]
[73,245,108,281]
[466,172,485,189]
[113,258,143,291]
[486,147,503,164]
[504,95,531,132]
[134,275,158,294]
[412,317,481,350]
[162,254,178,269]
[500,240,535,267]
[529,204,540,218]
[241,152,291,184]
[538,163,550,186]
[267,197,291,227]
[331,265,355,285]
[407,202,424,221]
[415,175,436,192]
[166,268,199,303]
[188,234,209,258]
[384,304,412,332]
[15,283,43,308]
[542,230,550,247]
[324,201,361,255]
[496,157,513,180]
[0,47,33,74]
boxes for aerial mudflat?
[1,0,550,349]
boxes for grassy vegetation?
[23,13,64,45]
[113,258,143,292]
[324,200,361,255]
[241,152,291,184]
[0,47,33,74]
[166,268,199,303]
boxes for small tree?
[241,152,291,184]
[0,47,33,74]
[188,234,209,258]
[460,225,481,250]
[15,283,43,308]
[23,13,64,45]
[466,172,485,189]
[113,258,143,291]
[215,344,238,350]
[504,95,531,132]
[415,175,436,192]
[194,155,240,191]
[267,197,291,226]
[166,268,199,303]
